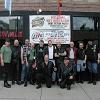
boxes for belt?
[49,59,54,60]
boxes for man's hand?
[55,53,59,57]
[21,60,24,64]
[83,60,86,64]
[1,60,4,66]
[98,59,100,64]
[58,53,61,56]
[54,67,57,71]
[69,76,73,79]
[59,79,61,82]
[26,62,28,66]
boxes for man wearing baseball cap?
[58,57,75,90]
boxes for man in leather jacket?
[58,57,75,90]
[35,54,54,89]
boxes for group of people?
[0,39,100,90]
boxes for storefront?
[0,11,100,48]
[0,11,100,80]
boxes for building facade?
[0,0,100,47]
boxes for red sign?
[0,31,23,38]
[58,0,62,15]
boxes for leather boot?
[4,81,11,88]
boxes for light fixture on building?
[37,9,42,14]
[39,9,42,13]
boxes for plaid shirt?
[22,45,31,62]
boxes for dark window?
[73,17,99,31]
[0,16,23,38]
[0,16,23,31]
[0,17,9,30]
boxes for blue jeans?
[87,61,98,74]
[77,60,85,72]
[52,71,56,82]
[21,64,29,82]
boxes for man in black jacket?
[35,54,54,89]
[58,57,75,90]
[76,42,86,83]
[11,39,21,85]
[36,40,46,63]
[85,41,99,85]
[55,42,66,84]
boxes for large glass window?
[0,17,9,30]
[73,17,99,31]
[0,16,23,38]
[0,16,23,30]
[9,17,23,30]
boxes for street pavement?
[0,81,100,100]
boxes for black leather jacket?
[58,63,75,80]
[36,61,54,78]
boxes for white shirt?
[69,48,74,59]
[48,46,53,59]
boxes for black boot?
[52,81,55,85]
[20,81,24,85]
[80,71,84,84]
[88,72,93,84]
[93,73,97,85]
[12,80,15,85]
[36,84,41,89]
[24,81,27,87]
[4,81,11,88]
[93,81,96,85]
[6,82,11,87]
[30,80,35,85]
[67,85,71,90]
[76,72,80,83]
[16,81,22,85]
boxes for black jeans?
[3,63,11,82]
[36,73,52,88]
[12,61,20,82]
[60,77,73,88]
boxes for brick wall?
[0,0,100,12]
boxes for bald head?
[57,41,61,48]
[14,39,19,46]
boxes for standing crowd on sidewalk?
[0,39,100,90]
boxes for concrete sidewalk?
[0,81,100,100]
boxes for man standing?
[36,40,45,63]
[66,42,77,72]
[36,54,54,89]
[55,42,66,83]
[45,40,57,84]
[55,41,66,66]
[21,39,31,87]
[11,39,21,85]
[77,42,86,83]
[85,41,99,85]
[28,42,36,84]
[1,39,12,88]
